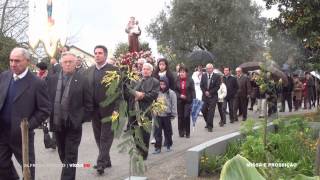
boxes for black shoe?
[50,142,56,149]
[94,162,111,169]
[234,119,238,122]
[248,108,253,111]
[219,122,224,127]
[105,162,112,168]
[97,167,104,175]
[179,132,184,137]
[208,128,213,132]
[230,120,234,123]
[186,135,190,138]
[204,125,208,128]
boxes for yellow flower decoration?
[151,97,167,115]
[111,111,119,122]
[127,69,140,81]
[101,71,120,87]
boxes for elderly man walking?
[200,63,220,132]
[0,47,51,180]
[129,63,159,160]
[234,67,251,121]
[47,52,93,180]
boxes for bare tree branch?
[0,0,9,35]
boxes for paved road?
[14,107,313,180]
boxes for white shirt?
[218,82,227,102]
[13,68,28,81]
[95,60,108,70]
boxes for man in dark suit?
[200,63,220,132]
[129,62,159,160]
[234,67,251,121]
[0,47,51,180]
[86,45,118,175]
[223,67,239,123]
[47,52,93,180]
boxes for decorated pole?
[28,0,68,57]
[21,118,31,180]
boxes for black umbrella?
[239,61,263,72]
[239,61,288,86]
[187,50,215,63]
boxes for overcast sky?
[67,0,279,58]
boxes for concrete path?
[14,108,314,180]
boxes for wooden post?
[316,131,320,176]
[21,118,31,180]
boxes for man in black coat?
[223,67,239,123]
[200,63,220,132]
[47,52,93,180]
[86,45,119,175]
[0,47,51,180]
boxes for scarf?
[53,72,73,131]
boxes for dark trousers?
[281,92,292,112]
[234,96,248,120]
[0,129,35,180]
[56,126,82,180]
[250,97,256,109]
[92,112,114,168]
[177,101,191,136]
[217,102,226,124]
[201,97,217,129]
[223,98,235,122]
[308,92,315,108]
[154,116,173,149]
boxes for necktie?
[207,74,211,89]
[13,75,20,81]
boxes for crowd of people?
[0,45,319,180]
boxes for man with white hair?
[0,47,51,180]
[47,52,93,180]
[129,62,159,160]
[200,63,221,132]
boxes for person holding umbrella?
[175,65,195,138]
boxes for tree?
[0,35,17,71]
[0,0,28,41]
[113,41,151,58]
[268,32,307,69]
[0,0,27,71]
[263,0,320,69]
[147,0,266,70]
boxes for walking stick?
[21,118,31,180]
